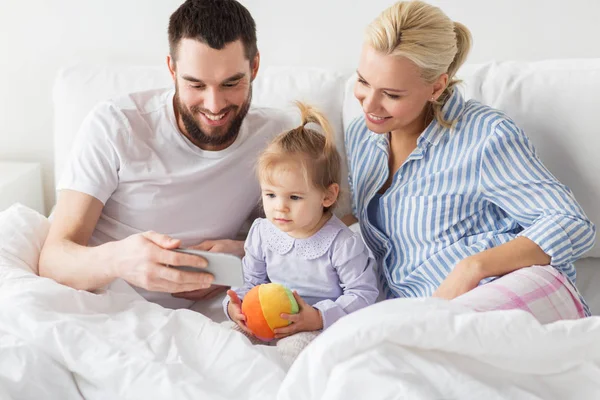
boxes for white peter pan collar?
[261,217,344,260]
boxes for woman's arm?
[433,237,550,299]
[471,236,550,276]
[478,120,596,269]
[434,120,595,299]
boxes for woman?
[344,0,596,322]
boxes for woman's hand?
[273,292,323,339]
[433,237,552,300]
[432,257,486,300]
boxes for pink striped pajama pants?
[452,265,588,324]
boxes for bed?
[1,60,600,398]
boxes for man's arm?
[39,190,114,290]
[39,190,214,293]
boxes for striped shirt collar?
[418,87,466,147]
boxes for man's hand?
[226,290,253,335]
[273,291,323,339]
[171,239,244,300]
[112,231,214,293]
[191,239,245,258]
[172,285,229,300]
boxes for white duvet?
[282,299,600,399]
[1,204,600,400]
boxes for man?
[39,0,294,308]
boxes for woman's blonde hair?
[366,0,472,128]
[257,102,341,212]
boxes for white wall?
[244,0,600,71]
[2,0,600,213]
[0,0,183,213]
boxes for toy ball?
[242,283,299,341]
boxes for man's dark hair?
[168,0,258,63]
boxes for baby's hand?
[273,291,323,339]
[227,290,253,335]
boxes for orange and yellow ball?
[242,283,299,341]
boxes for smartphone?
[170,248,245,287]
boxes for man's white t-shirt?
[58,88,295,308]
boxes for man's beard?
[174,85,252,148]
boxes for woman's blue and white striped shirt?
[345,88,596,303]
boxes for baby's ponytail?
[257,102,342,212]
[296,101,335,155]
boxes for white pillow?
[0,203,49,275]
[342,73,362,136]
[253,66,351,216]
